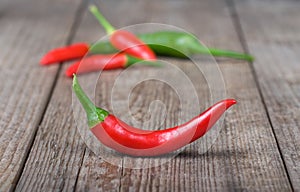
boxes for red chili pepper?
[89,5,156,60]
[73,75,236,156]
[65,53,160,77]
[40,43,89,65]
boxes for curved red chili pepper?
[40,43,89,65]
[65,53,160,77]
[73,75,236,156]
[89,5,156,60]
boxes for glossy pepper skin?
[91,31,254,61]
[65,53,160,77]
[40,43,89,65]
[73,75,237,157]
[89,5,156,61]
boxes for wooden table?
[1,0,299,191]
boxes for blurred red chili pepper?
[40,43,89,65]
[89,5,156,60]
[65,53,160,77]
[73,75,236,156]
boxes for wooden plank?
[234,0,300,190]
[0,0,81,191]
[12,2,88,192]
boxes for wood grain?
[0,0,81,191]
[0,0,296,191]
[235,0,300,190]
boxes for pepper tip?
[66,62,80,78]
[40,55,52,65]
[66,67,75,78]
[225,99,237,109]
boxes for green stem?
[72,74,109,127]
[89,5,115,35]
[189,40,254,61]
[207,48,254,62]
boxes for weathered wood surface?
[235,0,300,190]
[0,0,298,191]
[0,0,81,191]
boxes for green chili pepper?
[90,31,254,61]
